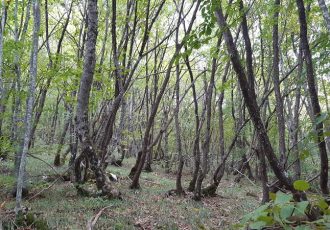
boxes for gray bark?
[15,0,40,214]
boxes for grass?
[0,147,261,229]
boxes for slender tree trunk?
[194,37,220,200]
[292,43,303,180]
[114,98,127,166]
[49,93,61,144]
[185,53,201,192]
[29,1,73,147]
[13,0,31,178]
[174,59,184,195]
[214,5,299,197]
[256,141,269,203]
[15,0,40,214]
[54,104,72,166]
[130,0,201,189]
[0,0,7,139]
[296,0,329,195]
[272,0,287,166]
[201,62,229,196]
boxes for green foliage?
[0,135,14,159]
[293,180,310,191]
[237,189,330,229]
[10,212,50,230]
[0,174,15,189]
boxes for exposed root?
[11,187,29,198]
[75,184,122,200]
[201,183,218,197]
[165,189,186,197]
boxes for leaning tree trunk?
[296,0,329,195]
[75,0,119,198]
[214,5,301,199]
[15,0,40,214]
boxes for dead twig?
[87,206,113,230]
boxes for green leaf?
[257,215,273,225]
[280,204,295,220]
[249,221,266,230]
[293,180,310,191]
[269,192,276,201]
[294,201,309,216]
[274,192,293,204]
[318,199,329,211]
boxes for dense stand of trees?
[0,0,330,223]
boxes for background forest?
[0,0,330,229]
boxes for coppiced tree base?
[201,183,219,197]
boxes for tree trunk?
[29,1,72,148]
[201,62,229,197]
[185,54,201,192]
[130,0,201,189]
[296,0,329,195]
[194,37,220,200]
[271,0,287,166]
[15,0,40,214]
[291,43,303,180]
[54,104,71,166]
[75,0,119,198]
[0,0,7,140]
[174,58,184,195]
[214,5,297,196]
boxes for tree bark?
[214,5,297,196]
[0,0,7,139]
[174,55,184,195]
[15,0,40,214]
[271,0,287,166]
[296,0,329,194]
[194,37,221,200]
[75,0,119,198]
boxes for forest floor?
[0,145,261,229]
